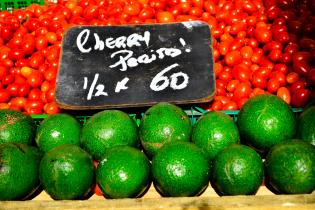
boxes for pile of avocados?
[0,94,314,200]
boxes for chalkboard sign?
[56,21,215,109]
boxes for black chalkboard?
[56,21,215,109]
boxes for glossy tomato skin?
[291,89,311,108]
[0,89,10,103]
[277,87,291,104]
[27,71,44,88]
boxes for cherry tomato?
[227,80,240,93]
[44,102,60,114]
[0,89,10,103]
[46,32,58,44]
[7,37,23,49]
[273,63,288,74]
[156,11,175,23]
[291,89,311,108]
[46,88,56,103]
[9,97,26,109]
[222,101,238,110]
[216,79,227,89]
[2,74,14,86]
[215,96,231,105]
[240,46,253,59]
[18,83,30,97]
[233,64,251,82]
[27,71,44,88]
[8,49,25,61]
[255,27,272,43]
[28,88,42,100]
[44,67,57,82]
[290,80,306,93]
[293,60,310,77]
[270,70,286,86]
[268,49,282,62]
[7,83,19,97]
[219,71,233,82]
[139,7,155,20]
[286,72,299,84]
[21,35,35,55]
[35,35,48,51]
[267,78,280,93]
[24,100,44,114]
[29,52,45,69]
[211,100,223,111]
[277,87,291,104]
[225,51,242,66]
[233,82,252,101]
[83,4,99,20]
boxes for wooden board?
[56,21,215,109]
[1,186,314,210]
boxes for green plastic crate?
[31,107,303,127]
[0,0,44,11]
[31,113,140,126]
[191,107,303,122]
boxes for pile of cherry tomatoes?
[0,0,314,114]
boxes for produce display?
[0,0,315,205]
[0,96,315,200]
[0,0,314,113]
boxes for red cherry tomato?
[267,78,280,93]
[29,52,45,69]
[291,89,311,108]
[17,83,30,97]
[293,60,310,77]
[0,89,10,103]
[24,100,44,114]
[35,35,48,51]
[7,83,19,97]
[9,97,26,109]
[222,101,238,110]
[46,88,56,103]
[21,35,35,55]
[273,63,288,74]
[233,64,251,82]
[139,7,155,20]
[227,80,240,93]
[286,72,299,84]
[225,51,242,66]
[240,46,254,59]
[270,71,286,86]
[44,102,60,114]
[255,27,272,43]
[28,88,42,100]
[233,82,252,101]
[27,71,44,88]
[211,100,223,111]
